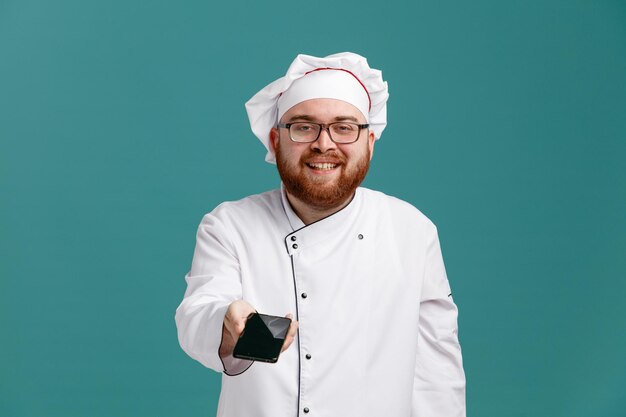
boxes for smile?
[307,162,338,170]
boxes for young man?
[176,52,466,417]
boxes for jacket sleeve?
[412,226,466,417]
[175,212,252,375]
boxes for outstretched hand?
[219,300,299,359]
[220,300,255,359]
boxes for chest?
[235,216,425,321]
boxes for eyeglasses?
[277,122,369,144]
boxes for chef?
[175,52,466,417]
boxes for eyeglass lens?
[290,122,361,143]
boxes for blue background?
[1,0,625,416]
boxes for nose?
[311,127,337,153]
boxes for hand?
[281,313,299,353]
[219,300,299,359]
[219,300,256,359]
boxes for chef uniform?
[175,53,466,417]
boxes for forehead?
[281,98,366,122]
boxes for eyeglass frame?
[276,122,370,144]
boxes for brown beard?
[275,145,371,211]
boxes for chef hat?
[245,52,389,163]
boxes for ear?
[367,130,376,160]
[269,127,279,153]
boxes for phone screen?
[232,313,291,363]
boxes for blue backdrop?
[1,0,625,416]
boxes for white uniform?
[175,187,466,417]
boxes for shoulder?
[201,189,282,226]
[358,187,436,231]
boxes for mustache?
[301,150,346,164]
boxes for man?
[175,52,466,417]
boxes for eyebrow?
[287,114,361,123]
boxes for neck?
[285,190,355,225]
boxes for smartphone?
[232,313,292,363]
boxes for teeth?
[308,163,337,170]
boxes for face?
[270,98,375,211]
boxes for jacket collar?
[280,184,362,255]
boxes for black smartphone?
[232,313,292,363]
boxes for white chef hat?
[245,52,389,163]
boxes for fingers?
[220,300,256,358]
[226,300,256,336]
[221,303,300,359]
[281,314,299,352]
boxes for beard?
[275,145,371,211]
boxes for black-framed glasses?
[277,122,369,144]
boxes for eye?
[293,123,316,132]
[331,123,357,134]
